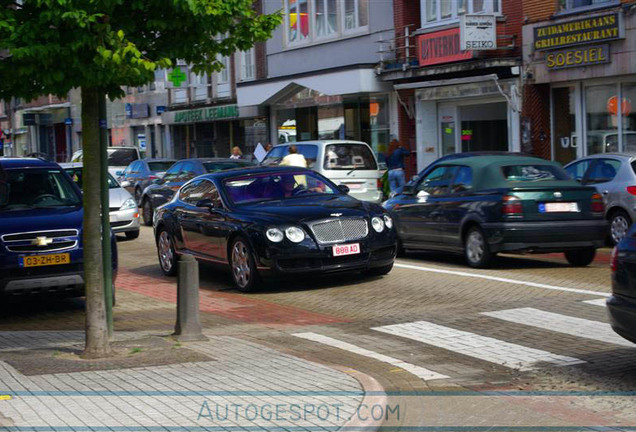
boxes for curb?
[332,365,387,432]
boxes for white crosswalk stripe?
[482,307,632,347]
[371,321,585,371]
[293,332,449,381]
[582,298,607,307]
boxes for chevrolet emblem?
[32,236,54,247]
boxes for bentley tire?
[229,237,260,292]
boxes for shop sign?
[130,103,150,119]
[64,117,73,126]
[460,15,497,51]
[546,44,610,70]
[173,105,239,124]
[418,28,473,67]
[534,13,621,51]
[156,105,166,115]
[166,66,188,89]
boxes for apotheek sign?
[534,13,622,51]
[173,105,239,123]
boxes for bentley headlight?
[371,216,385,233]
[119,198,137,211]
[383,214,393,229]
[266,228,284,243]
[285,226,305,243]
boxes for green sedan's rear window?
[501,165,570,182]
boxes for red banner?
[418,28,473,67]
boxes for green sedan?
[383,155,607,268]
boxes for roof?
[198,165,313,181]
[0,157,62,169]
[440,155,553,169]
[142,158,177,162]
[185,158,252,163]
[274,140,369,147]
[567,153,636,161]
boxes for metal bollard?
[173,254,208,342]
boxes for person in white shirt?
[279,145,307,168]
[229,146,242,159]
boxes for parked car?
[139,158,252,226]
[61,163,140,240]
[384,155,607,268]
[154,166,396,291]
[581,130,636,154]
[71,146,141,178]
[262,140,383,203]
[564,153,636,246]
[117,158,176,203]
[0,157,117,299]
[608,236,636,345]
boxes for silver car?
[61,163,141,240]
[564,153,636,245]
[262,140,383,203]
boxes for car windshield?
[203,161,251,172]
[501,164,570,182]
[0,168,82,210]
[323,144,377,170]
[148,161,175,172]
[107,148,138,167]
[64,167,119,189]
[262,145,319,168]
[223,171,338,205]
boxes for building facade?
[381,0,524,173]
[236,0,397,157]
[522,0,636,165]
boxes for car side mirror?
[196,198,215,210]
[338,184,350,194]
[402,185,416,195]
[120,180,132,188]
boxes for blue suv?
[0,158,117,299]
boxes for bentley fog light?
[371,216,385,232]
[285,226,305,243]
[383,214,393,229]
[266,228,284,243]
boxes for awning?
[237,68,392,106]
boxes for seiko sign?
[460,15,497,51]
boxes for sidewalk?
[0,331,371,431]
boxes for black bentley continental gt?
[153,167,397,291]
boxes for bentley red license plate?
[333,243,360,257]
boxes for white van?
[262,140,383,203]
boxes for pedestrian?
[280,145,307,168]
[386,138,410,193]
[230,146,242,159]
[265,143,273,152]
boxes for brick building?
[381,0,524,174]
[522,0,636,165]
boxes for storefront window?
[552,86,577,165]
[318,105,344,140]
[459,102,507,152]
[276,109,297,144]
[585,84,618,155]
[623,83,636,153]
[368,96,389,154]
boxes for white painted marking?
[394,261,608,296]
[293,332,449,381]
[482,307,632,348]
[371,321,584,371]
[582,298,607,307]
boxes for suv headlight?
[371,216,385,232]
[266,228,284,243]
[119,198,137,211]
[285,226,305,243]
[383,214,393,229]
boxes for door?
[583,158,622,209]
[394,165,457,247]
[179,179,228,261]
[552,86,579,165]
[441,165,474,249]
[438,104,458,156]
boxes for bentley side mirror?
[196,198,215,210]
[338,184,350,194]
[401,185,415,196]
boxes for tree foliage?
[0,0,281,99]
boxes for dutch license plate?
[21,253,71,268]
[332,243,360,257]
[344,183,363,190]
[541,202,580,213]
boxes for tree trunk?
[81,86,111,359]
